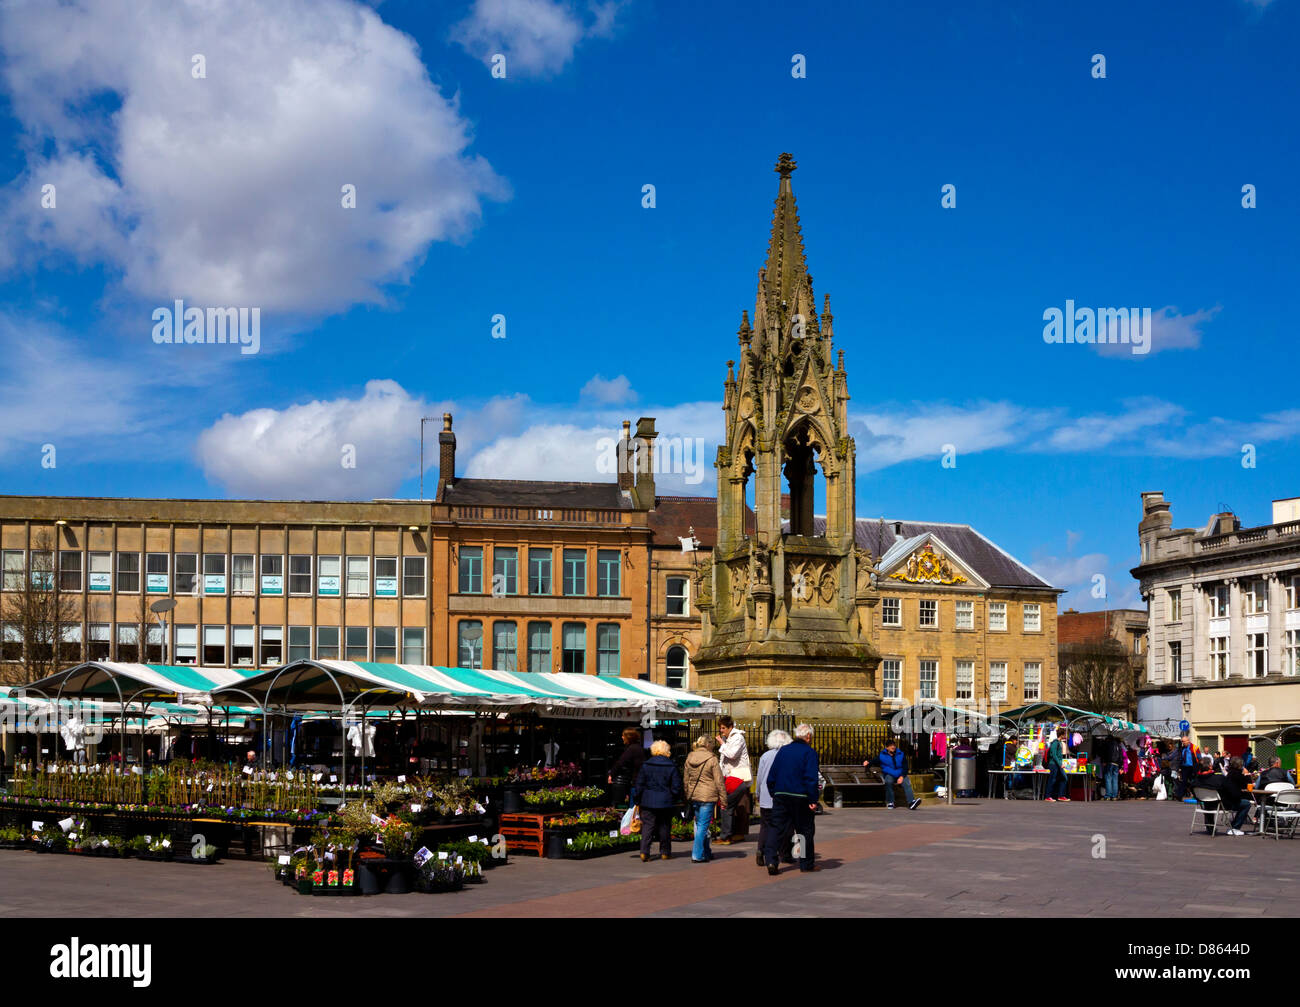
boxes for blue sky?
[1,0,1297,612]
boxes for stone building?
[863,520,1062,715]
[1057,608,1147,718]
[1132,492,1300,750]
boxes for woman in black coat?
[633,740,682,861]
[607,728,646,807]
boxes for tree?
[1059,638,1134,718]
[0,531,80,686]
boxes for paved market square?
[5,799,1297,918]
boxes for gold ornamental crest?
[889,543,967,585]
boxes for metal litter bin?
[953,744,977,797]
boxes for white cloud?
[0,312,228,462]
[195,380,429,499]
[1095,305,1220,357]
[0,0,508,316]
[187,378,1300,499]
[580,373,636,404]
[450,0,620,77]
[850,402,1055,471]
[1040,399,1184,453]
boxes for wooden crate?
[499,812,566,858]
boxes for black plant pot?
[502,788,523,813]
[545,833,567,860]
[358,864,383,895]
[384,861,415,894]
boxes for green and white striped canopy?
[219,659,720,719]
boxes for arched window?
[666,646,689,689]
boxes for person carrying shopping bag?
[682,735,728,863]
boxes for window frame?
[955,599,973,630]
[260,554,284,595]
[374,557,398,598]
[955,659,974,701]
[596,622,620,675]
[919,658,938,700]
[666,576,689,616]
[401,556,426,598]
[665,645,688,689]
[59,550,84,592]
[989,661,1008,701]
[116,551,141,594]
[174,553,198,595]
[260,625,284,666]
[231,553,256,595]
[401,627,425,665]
[1023,603,1041,633]
[230,625,255,667]
[202,553,227,595]
[373,626,398,663]
[528,548,552,595]
[527,622,552,673]
[201,624,226,665]
[458,620,483,669]
[493,620,518,671]
[562,549,587,597]
[288,555,312,596]
[316,625,340,660]
[881,597,901,627]
[561,621,586,674]
[596,550,621,598]
[458,546,483,595]
[988,601,1007,632]
[345,555,370,597]
[881,659,901,701]
[317,555,341,597]
[493,547,518,598]
[918,599,938,628]
[1023,661,1041,701]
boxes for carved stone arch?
[657,634,692,660]
[731,421,757,479]
[783,414,837,476]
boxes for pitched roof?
[440,479,630,510]
[649,496,754,548]
[793,517,1056,591]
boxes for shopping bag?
[1153,775,1167,800]
[620,805,640,836]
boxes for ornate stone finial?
[837,349,844,371]
[775,152,797,178]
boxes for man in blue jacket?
[866,739,921,810]
[763,723,821,874]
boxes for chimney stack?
[632,417,658,510]
[438,413,456,488]
[618,420,634,493]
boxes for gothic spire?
[762,153,809,312]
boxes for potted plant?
[0,824,27,850]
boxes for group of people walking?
[624,717,824,873]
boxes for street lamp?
[150,598,177,664]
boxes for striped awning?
[23,662,249,705]
[217,660,720,718]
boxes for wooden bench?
[821,765,888,805]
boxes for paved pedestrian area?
[4,799,1298,917]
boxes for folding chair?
[1269,789,1300,840]
[1190,786,1228,836]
